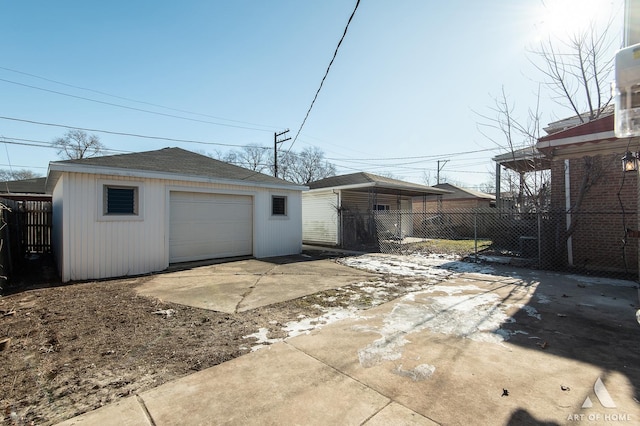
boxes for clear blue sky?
[0,0,625,188]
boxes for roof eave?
[46,162,308,192]
[308,181,451,196]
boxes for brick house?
[536,112,639,276]
[412,183,495,210]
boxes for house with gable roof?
[46,147,307,282]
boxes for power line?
[0,136,134,155]
[0,163,48,170]
[0,78,276,132]
[0,116,273,149]
[325,147,501,162]
[0,66,280,130]
[288,0,361,153]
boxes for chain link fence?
[342,208,638,280]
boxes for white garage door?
[169,192,253,263]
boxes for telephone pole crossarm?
[274,129,291,178]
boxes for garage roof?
[308,172,450,197]
[0,177,47,194]
[46,147,307,192]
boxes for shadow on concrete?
[436,259,640,420]
[507,408,560,425]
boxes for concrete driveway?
[135,255,378,314]
[60,255,640,425]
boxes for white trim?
[537,131,616,151]
[97,179,145,222]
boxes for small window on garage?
[104,185,138,215]
[374,204,390,211]
[272,195,287,216]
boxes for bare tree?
[480,13,615,228]
[282,146,336,184]
[421,170,435,186]
[478,87,551,212]
[218,145,336,184]
[53,130,105,159]
[0,169,40,181]
[237,144,269,173]
[529,20,616,122]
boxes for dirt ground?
[0,256,421,426]
[3,252,639,425]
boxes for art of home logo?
[567,377,632,422]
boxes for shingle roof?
[0,177,47,194]
[308,172,449,196]
[432,183,495,200]
[49,147,300,187]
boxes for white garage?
[169,191,253,263]
[47,147,305,282]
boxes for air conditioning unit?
[614,43,640,137]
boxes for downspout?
[564,159,574,266]
[496,163,501,209]
[333,189,342,247]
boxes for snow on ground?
[339,253,496,277]
[244,254,534,352]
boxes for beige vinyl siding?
[55,172,302,282]
[302,190,339,245]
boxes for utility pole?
[274,129,291,178]
[436,160,448,184]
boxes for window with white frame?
[272,195,287,216]
[374,204,390,211]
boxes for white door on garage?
[169,191,253,263]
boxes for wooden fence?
[0,198,52,284]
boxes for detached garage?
[46,147,306,282]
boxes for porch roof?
[493,146,551,173]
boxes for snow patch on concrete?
[536,294,551,304]
[519,305,542,320]
[358,335,409,367]
[339,253,494,278]
[282,308,357,338]
[393,363,436,381]
[356,287,519,369]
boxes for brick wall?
[549,152,638,275]
[411,198,492,211]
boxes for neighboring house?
[46,147,306,282]
[411,183,495,239]
[302,172,448,248]
[412,183,495,210]
[0,177,50,201]
[535,111,639,275]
